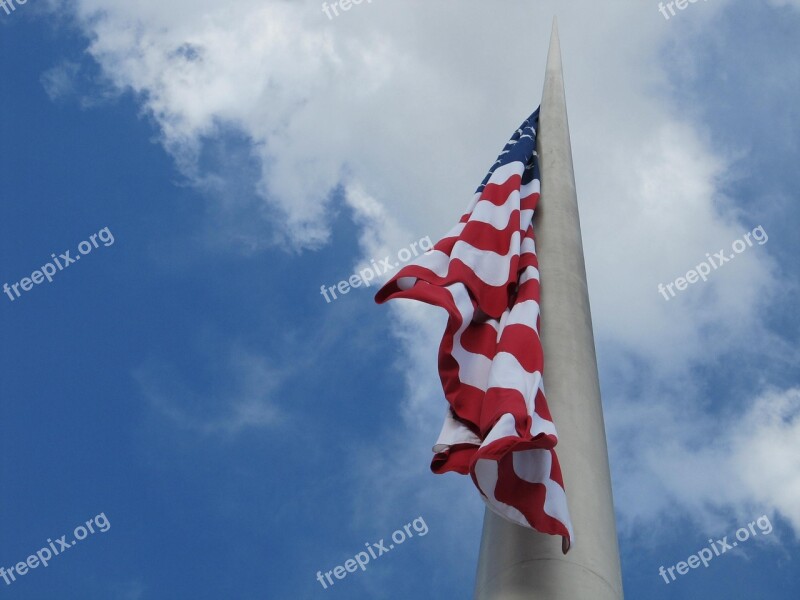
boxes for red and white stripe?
[376,157,574,552]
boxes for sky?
[1,0,799,598]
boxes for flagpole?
[473,18,624,600]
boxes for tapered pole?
[473,19,624,600]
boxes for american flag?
[375,109,574,552]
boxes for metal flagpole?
[473,18,624,600]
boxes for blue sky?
[1,1,799,599]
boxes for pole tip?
[545,16,563,75]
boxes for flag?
[375,109,574,552]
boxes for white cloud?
[610,385,800,542]
[735,388,800,534]
[110,580,147,600]
[134,347,283,436]
[768,0,800,8]
[40,60,81,101]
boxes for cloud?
[768,0,800,9]
[40,60,81,101]
[134,347,283,436]
[55,0,394,249]
[110,580,147,600]
[735,388,800,535]
[610,384,800,540]
[39,57,123,107]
